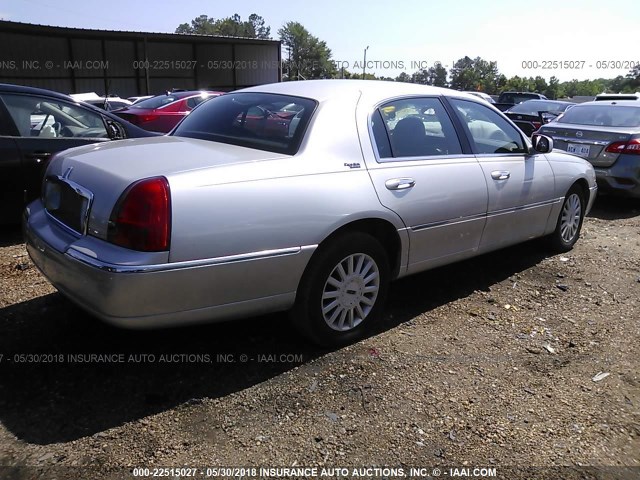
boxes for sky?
[1,0,639,83]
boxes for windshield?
[509,101,571,115]
[556,105,640,127]
[172,93,317,155]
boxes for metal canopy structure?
[0,21,282,97]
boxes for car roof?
[0,82,158,136]
[236,79,477,105]
[515,99,574,105]
[157,90,220,99]
[595,92,640,98]
[572,100,640,107]
[0,82,118,115]
[0,82,80,102]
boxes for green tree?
[448,56,475,90]
[608,75,629,93]
[533,76,548,93]
[504,75,529,92]
[278,21,336,80]
[562,80,580,98]
[395,72,412,83]
[175,13,271,39]
[410,64,448,87]
[544,76,561,99]
[176,15,215,34]
[449,56,499,93]
[627,64,640,91]
[411,69,429,84]
[427,63,448,87]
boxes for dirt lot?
[0,197,638,480]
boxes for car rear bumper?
[593,154,640,198]
[24,202,313,328]
[586,185,598,215]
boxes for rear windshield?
[509,101,571,115]
[172,93,317,155]
[501,93,544,104]
[556,105,640,127]
[131,94,185,109]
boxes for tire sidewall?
[292,232,390,347]
[552,186,586,251]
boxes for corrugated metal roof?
[0,20,280,44]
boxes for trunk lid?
[539,124,634,167]
[43,136,287,239]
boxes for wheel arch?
[572,177,590,201]
[314,217,405,280]
[544,176,591,237]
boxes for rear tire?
[548,185,585,252]
[291,232,390,347]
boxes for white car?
[25,80,597,346]
[70,92,132,111]
[464,91,495,103]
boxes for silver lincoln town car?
[24,80,597,346]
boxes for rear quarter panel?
[167,92,407,263]
[546,151,596,197]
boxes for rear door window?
[372,97,463,159]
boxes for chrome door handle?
[385,178,416,190]
[491,170,510,180]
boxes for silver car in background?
[24,80,597,346]
[538,101,640,198]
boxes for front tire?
[291,232,390,347]
[549,185,585,252]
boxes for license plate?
[44,177,92,234]
[567,143,590,156]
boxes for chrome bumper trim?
[553,137,609,146]
[411,198,561,232]
[66,245,314,274]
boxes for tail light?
[605,139,640,155]
[108,177,171,252]
[140,114,158,124]
[531,121,542,131]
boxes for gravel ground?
[0,196,638,480]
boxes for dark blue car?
[0,83,157,223]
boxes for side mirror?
[532,134,553,153]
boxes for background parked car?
[494,91,548,112]
[113,91,222,133]
[69,92,133,111]
[0,83,157,223]
[537,100,640,198]
[463,91,495,103]
[24,81,597,346]
[127,95,154,105]
[504,99,575,136]
[594,92,640,101]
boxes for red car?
[114,91,222,133]
[235,102,304,139]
